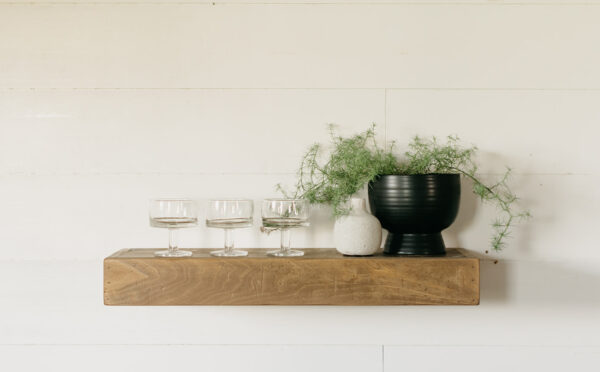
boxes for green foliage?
[398,135,477,175]
[399,136,531,251]
[277,124,398,217]
[282,126,530,251]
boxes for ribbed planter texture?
[368,174,461,256]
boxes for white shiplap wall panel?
[0,173,340,260]
[1,1,599,372]
[384,346,600,372]
[386,89,600,175]
[0,345,383,372]
[0,89,384,175]
[2,5,600,89]
[0,174,598,261]
[442,174,600,262]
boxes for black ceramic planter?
[368,174,460,256]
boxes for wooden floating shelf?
[104,248,479,306]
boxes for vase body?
[334,198,382,256]
[368,174,460,256]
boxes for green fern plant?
[280,125,530,252]
[399,135,531,251]
[277,124,398,216]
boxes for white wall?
[1,1,599,371]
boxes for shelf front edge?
[104,248,479,306]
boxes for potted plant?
[368,173,460,255]
[279,125,530,255]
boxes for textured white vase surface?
[334,198,382,256]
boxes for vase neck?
[350,198,367,214]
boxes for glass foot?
[154,249,192,257]
[210,250,248,257]
[267,249,304,257]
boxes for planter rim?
[372,173,460,178]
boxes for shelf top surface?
[107,248,473,260]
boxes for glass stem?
[280,228,291,254]
[168,228,178,254]
[224,228,234,254]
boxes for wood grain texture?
[104,249,479,306]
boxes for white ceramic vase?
[334,198,382,256]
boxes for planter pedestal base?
[384,232,446,256]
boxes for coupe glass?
[149,199,198,257]
[206,199,254,257]
[261,199,309,257]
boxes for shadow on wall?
[474,256,600,306]
[439,164,600,307]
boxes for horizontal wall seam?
[3,2,600,6]
[4,88,600,91]
[0,343,599,348]
[0,343,385,346]
[0,172,593,176]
